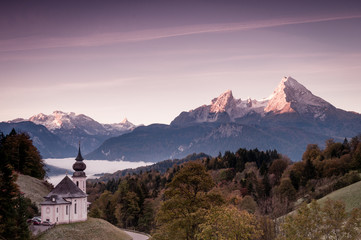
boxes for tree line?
[87,134,361,239]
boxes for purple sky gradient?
[1,0,361,125]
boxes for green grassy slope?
[37,218,132,240]
[317,180,361,213]
[16,174,51,207]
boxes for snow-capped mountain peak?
[7,111,137,156]
[29,110,84,130]
[104,118,135,131]
[26,111,135,134]
[171,76,337,126]
[264,76,295,113]
[265,76,333,116]
[210,90,235,113]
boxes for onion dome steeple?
[75,144,84,161]
[72,143,86,177]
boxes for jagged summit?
[265,76,333,117]
[210,90,236,113]
[8,111,136,155]
[171,76,337,126]
[29,111,79,130]
[121,118,130,124]
[26,111,135,133]
[264,76,295,113]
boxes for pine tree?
[0,138,31,239]
[1,130,45,179]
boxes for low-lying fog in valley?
[44,158,152,185]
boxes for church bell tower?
[72,143,87,193]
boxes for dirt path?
[122,230,150,240]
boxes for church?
[40,146,88,224]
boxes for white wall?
[41,197,87,224]
[66,197,87,223]
[41,204,70,224]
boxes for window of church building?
[66,206,68,215]
[77,181,79,187]
[75,203,77,214]
[56,207,58,213]
[57,217,58,222]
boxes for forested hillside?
[87,134,361,239]
[0,129,46,239]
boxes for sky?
[1,0,361,125]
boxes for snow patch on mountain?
[30,111,77,130]
[26,111,135,134]
[104,118,135,132]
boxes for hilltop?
[37,218,132,240]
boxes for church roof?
[41,194,71,205]
[46,175,87,199]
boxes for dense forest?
[0,129,46,239]
[87,134,361,239]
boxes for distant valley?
[1,76,361,162]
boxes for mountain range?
[86,76,361,162]
[0,111,135,157]
[1,76,361,161]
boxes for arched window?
[75,203,77,214]
[76,181,79,187]
[66,206,68,215]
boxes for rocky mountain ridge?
[2,76,361,161]
[3,111,136,156]
[11,111,135,134]
[172,76,335,126]
[88,76,361,162]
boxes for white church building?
[40,146,88,224]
